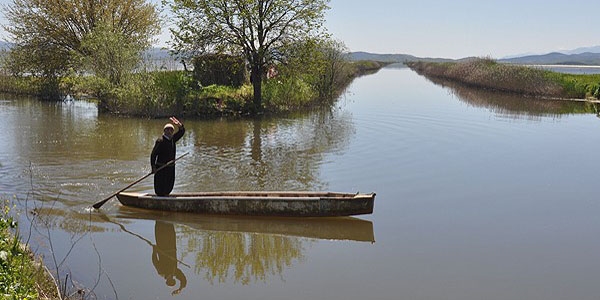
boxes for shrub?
[185,84,252,116]
[192,54,247,87]
[0,75,41,95]
[262,77,316,111]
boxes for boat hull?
[116,191,375,217]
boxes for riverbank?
[406,58,600,100]
[0,201,59,299]
[105,59,391,117]
[0,60,391,118]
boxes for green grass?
[262,77,317,111]
[349,60,390,75]
[70,71,255,117]
[0,200,58,299]
[543,72,600,99]
[0,75,43,96]
[0,59,390,117]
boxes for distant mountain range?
[349,46,600,66]
[498,52,600,65]
[348,51,458,63]
[2,39,600,66]
[560,45,600,55]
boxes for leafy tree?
[168,0,330,111]
[3,0,160,96]
[79,21,145,86]
[314,39,350,99]
[3,41,70,99]
[278,37,349,100]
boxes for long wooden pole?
[92,152,189,209]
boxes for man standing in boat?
[151,117,185,196]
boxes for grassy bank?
[351,60,392,75]
[0,60,390,118]
[406,58,600,100]
[260,60,390,112]
[0,200,59,299]
[0,75,43,97]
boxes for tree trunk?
[251,64,263,112]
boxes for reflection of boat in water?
[116,191,375,217]
[115,206,375,242]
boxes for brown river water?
[1,66,600,299]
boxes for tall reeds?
[407,58,566,98]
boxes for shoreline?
[0,60,391,118]
[0,204,60,299]
[525,64,600,68]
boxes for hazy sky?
[326,0,600,58]
[1,0,599,59]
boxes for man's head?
[163,123,175,138]
[166,276,176,286]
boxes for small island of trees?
[0,0,387,117]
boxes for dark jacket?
[151,126,185,168]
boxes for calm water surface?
[534,64,600,74]
[1,67,600,300]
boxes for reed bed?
[407,58,600,100]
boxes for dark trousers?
[154,166,175,196]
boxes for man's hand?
[151,165,157,174]
[169,116,183,128]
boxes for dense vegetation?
[0,47,388,117]
[0,201,58,299]
[407,58,600,100]
[0,0,387,117]
[3,0,160,100]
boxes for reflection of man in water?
[152,221,187,295]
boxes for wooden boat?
[116,191,375,217]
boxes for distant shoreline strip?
[526,64,600,68]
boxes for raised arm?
[170,116,185,142]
